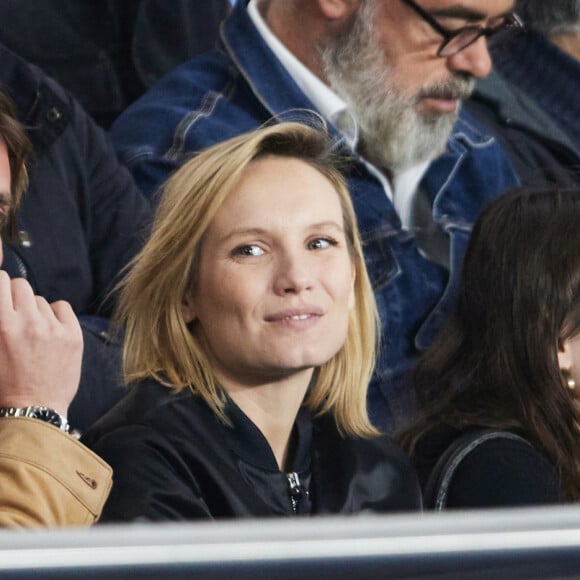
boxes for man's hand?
[0,271,83,415]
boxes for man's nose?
[446,35,493,79]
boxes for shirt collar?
[247,0,358,149]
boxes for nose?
[273,249,314,296]
[446,36,493,79]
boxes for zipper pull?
[286,471,309,514]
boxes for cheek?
[348,282,355,311]
[196,267,262,326]
[326,258,357,307]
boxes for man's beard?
[322,1,475,175]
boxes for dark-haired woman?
[398,187,580,509]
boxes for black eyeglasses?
[401,0,523,57]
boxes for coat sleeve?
[0,418,112,527]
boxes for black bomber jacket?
[83,378,422,521]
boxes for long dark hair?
[399,187,580,500]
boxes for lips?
[417,77,476,113]
[419,96,460,114]
[265,306,324,322]
[282,314,312,321]
[421,90,465,101]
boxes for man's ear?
[557,337,573,372]
[317,0,361,21]
[181,291,196,324]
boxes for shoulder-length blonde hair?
[116,122,379,437]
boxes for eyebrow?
[220,221,345,243]
[429,4,515,23]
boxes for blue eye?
[307,237,338,250]
[232,244,264,257]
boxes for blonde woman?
[84,122,420,521]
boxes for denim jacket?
[111,0,519,431]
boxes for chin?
[269,349,337,374]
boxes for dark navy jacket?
[466,71,580,188]
[0,43,152,430]
[110,0,519,430]
[0,0,230,128]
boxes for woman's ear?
[181,291,196,324]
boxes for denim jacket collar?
[222,0,355,147]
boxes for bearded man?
[110,0,521,431]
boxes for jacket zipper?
[286,471,307,514]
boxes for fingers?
[34,294,53,316]
[0,275,78,327]
[50,299,83,343]
[0,275,38,319]
[0,273,82,413]
[0,270,14,312]
[49,299,78,326]
[10,277,37,312]
[0,274,81,344]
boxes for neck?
[222,369,313,470]
[550,31,580,63]
[259,0,331,82]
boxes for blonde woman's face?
[183,155,355,388]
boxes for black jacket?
[0,0,230,128]
[0,43,152,430]
[412,426,563,509]
[84,379,422,521]
[466,71,580,188]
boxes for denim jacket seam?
[431,149,467,212]
[165,90,227,162]
[122,146,155,169]
[451,116,496,148]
